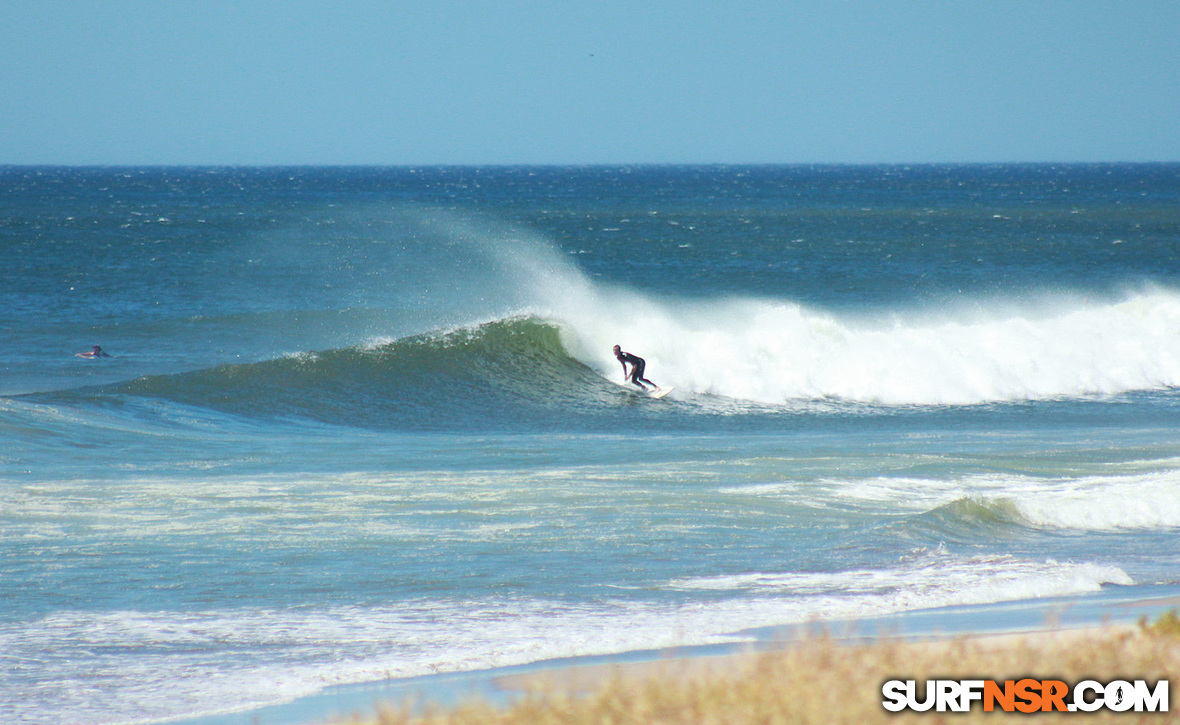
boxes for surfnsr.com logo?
[882,678,1169,713]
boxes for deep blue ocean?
[3,165,1180,724]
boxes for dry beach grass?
[334,611,1180,724]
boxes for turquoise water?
[2,165,1180,723]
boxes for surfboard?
[607,374,672,399]
[612,381,673,399]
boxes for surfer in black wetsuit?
[613,345,659,391]
[76,345,110,359]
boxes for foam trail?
[554,286,1180,405]
[1004,469,1180,531]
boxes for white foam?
[554,285,1180,405]
[726,467,1180,532]
[1004,469,1180,531]
[668,553,1130,601]
[0,550,1130,725]
[2,466,1155,724]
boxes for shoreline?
[393,622,1179,725]
[162,582,1180,725]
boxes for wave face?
[102,317,616,431]
[51,285,1180,432]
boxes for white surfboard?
[607,373,672,399]
[612,379,673,399]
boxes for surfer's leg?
[633,361,657,389]
[631,363,648,389]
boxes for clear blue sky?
[2,1,1177,165]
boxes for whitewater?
[2,164,1179,724]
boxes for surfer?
[613,345,659,391]
[76,345,110,359]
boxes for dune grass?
[336,613,1180,724]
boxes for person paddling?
[76,345,111,359]
[613,345,659,391]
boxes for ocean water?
[3,164,1180,724]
